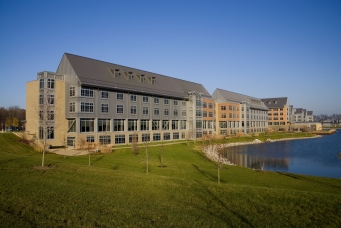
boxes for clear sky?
[0,0,340,115]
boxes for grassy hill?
[0,133,340,227]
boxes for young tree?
[158,141,165,168]
[215,144,223,184]
[145,142,149,174]
[131,132,139,155]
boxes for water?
[222,130,341,178]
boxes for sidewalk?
[48,148,90,156]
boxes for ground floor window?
[115,135,125,144]
[196,131,202,138]
[153,133,161,141]
[86,135,95,143]
[67,137,75,147]
[99,135,111,145]
[140,120,149,131]
[68,119,76,132]
[129,134,138,143]
[152,120,160,130]
[181,132,186,139]
[180,120,186,129]
[142,133,150,142]
[173,132,179,139]
[164,133,170,140]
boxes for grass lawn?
[0,133,341,227]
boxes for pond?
[222,130,341,178]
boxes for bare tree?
[158,140,165,168]
[145,141,149,174]
[131,132,139,155]
[215,144,223,184]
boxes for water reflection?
[222,130,341,178]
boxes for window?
[140,120,149,131]
[180,120,186,129]
[101,104,109,113]
[47,79,55,89]
[152,120,160,130]
[143,96,149,103]
[203,102,207,108]
[48,94,54,104]
[181,132,186,139]
[209,103,213,109]
[99,136,111,145]
[68,119,76,132]
[114,119,124,131]
[162,120,169,130]
[209,112,213,117]
[229,106,232,111]
[98,119,110,132]
[174,109,178,116]
[154,97,159,103]
[86,136,94,143]
[153,133,161,141]
[39,79,44,89]
[182,101,186,106]
[70,87,75,96]
[130,94,136,101]
[117,93,124,100]
[102,90,108,99]
[142,107,148,115]
[39,110,43,120]
[164,99,169,105]
[164,108,169,116]
[129,134,138,143]
[219,121,227,128]
[81,102,93,112]
[172,120,178,130]
[131,106,137,115]
[174,100,178,106]
[39,95,44,104]
[80,119,94,132]
[142,134,150,142]
[153,108,159,116]
[115,135,125,144]
[128,119,138,131]
[203,111,207,117]
[196,100,201,107]
[229,113,232,118]
[117,105,123,114]
[81,87,94,97]
[48,110,54,120]
[44,126,55,139]
[164,133,170,140]
[173,132,179,139]
[221,106,226,111]
[196,110,202,117]
[182,110,186,117]
[196,121,202,128]
[221,113,226,118]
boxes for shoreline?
[204,135,322,166]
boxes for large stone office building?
[26,53,212,147]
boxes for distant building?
[213,89,268,135]
[261,97,291,129]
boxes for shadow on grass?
[192,164,216,182]
[277,172,341,191]
[92,155,105,165]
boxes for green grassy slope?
[0,133,340,227]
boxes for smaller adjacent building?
[213,89,268,135]
[261,97,291,129]
[294,108,314,122]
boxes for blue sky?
[0,0,340,115]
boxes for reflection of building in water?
[222,146,289,171]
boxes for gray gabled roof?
[60,53,211,99]
[261,97,288,109]
[213,88,268,111]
